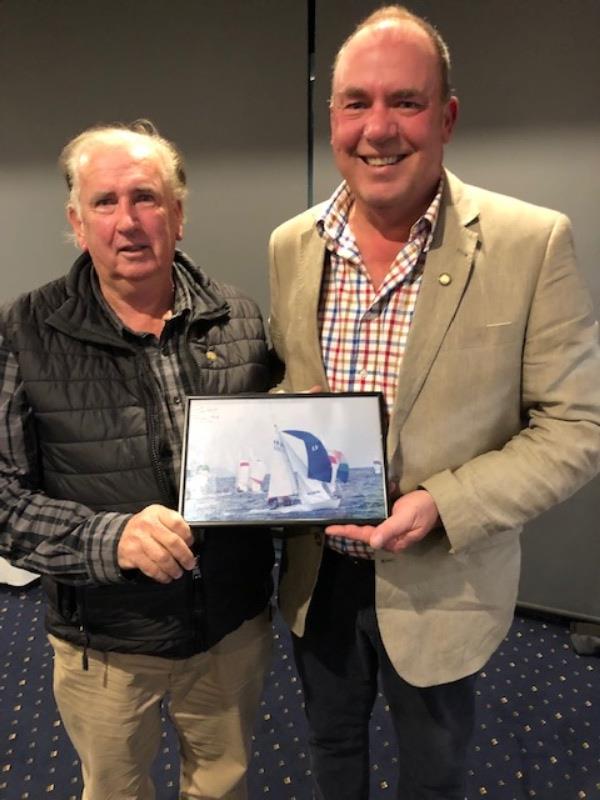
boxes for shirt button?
[173,396,181,405]
[359,368,368,378]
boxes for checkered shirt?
[317,180,443,558]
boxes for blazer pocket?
[441,321,520,351]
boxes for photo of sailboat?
[179,392,388,526]
[266,427,340,512]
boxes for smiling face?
[330,22,458,230]
[68,142,183,294]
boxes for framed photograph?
[179,392,388,527]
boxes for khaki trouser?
[50,609,272,800]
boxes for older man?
[0,120,274,800]
[269,5,600,799]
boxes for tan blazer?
[268,170,600,687]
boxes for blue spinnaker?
[283,430,332,482]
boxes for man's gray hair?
[59,119,188,213]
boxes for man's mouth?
[118,244,148,254]
[359,155,406,166]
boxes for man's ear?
[68,205,87,250]
[442,96,459,144]
[175,199,184,242]
[329,101,337,146]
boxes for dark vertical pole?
[307,0,316,208]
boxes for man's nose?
[116,200,139,230]
[364,106,398,142]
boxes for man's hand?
[325,489,440,554]
[117,504,196,583]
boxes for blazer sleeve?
[422,213,600,551]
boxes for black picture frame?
[179,392,388,527]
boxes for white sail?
[266,426,340,511]
[188,464,212,496]
[282,434,338,508]
[267,432,297,502]
[249,459,266,493]
[235,459,250,492]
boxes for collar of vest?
[45,250,230,347]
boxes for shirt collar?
[91,263,192,338]
[317,176,444,254]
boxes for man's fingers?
[128,550,180,584]
[137,532,194,579]
[155,506,194,545]
[117,505,196,578]
[370,516,406,549]
[154,528,197,571]
[324,524,375,543]
[119,530,190,580]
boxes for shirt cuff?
[83,512,132,584]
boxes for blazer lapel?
[388,174,480,441]
[295,224,331,390]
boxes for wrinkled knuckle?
[155,551,172,569]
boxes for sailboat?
[186,463,214,499]
[267,427,341,512]
[236,457,266,493]
[235,459,250,492]
[328,449,349,494]
[249,459,266,493]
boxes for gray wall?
[0,0,307,313]
[314,0,600,620]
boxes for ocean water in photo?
[184,467,387,525]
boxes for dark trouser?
[291,547,476,800]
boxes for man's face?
[68,143,183,291]
[330,23,458,226]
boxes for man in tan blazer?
[268,5,600,799]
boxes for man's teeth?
[362,156,403,166]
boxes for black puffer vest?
[3,252,274,657]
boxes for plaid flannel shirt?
[0,264,193,584]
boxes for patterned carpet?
[1,581,599,800]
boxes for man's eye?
[136,193,156,204]
[393,100,423,111]
[95,197,115,207]
[344,101,367,110]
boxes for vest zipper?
[77,588,90,670]
[191,566,205,649]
